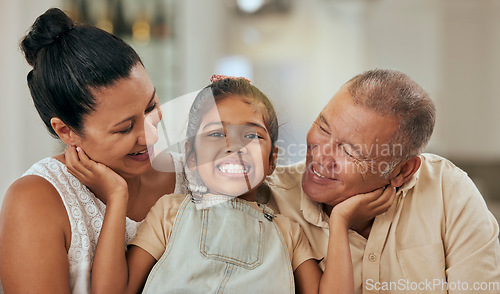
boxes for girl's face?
[190,96,277,200]
[72,64,162,179]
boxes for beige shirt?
[266,153,500,294]
[130,193,318,271]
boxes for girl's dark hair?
[20,8,142,137]
[185,77,279,159]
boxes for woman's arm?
[66,147,156,294]
[0,176,72,293]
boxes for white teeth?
[130,150,147,156]
[218,163,249,174]
[312,167,328,179]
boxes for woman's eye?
[118,123,133,134]
[145,102,157,113]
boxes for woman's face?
[74,64,161,179]
[190,96,276,199]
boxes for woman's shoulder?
[3,173,68,217]
[2,174,71,245]
[3,155,71,230]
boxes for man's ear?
[389,156,421,188]
[50,117,82,146]
[267,146,279,176]
[185,141,197,171]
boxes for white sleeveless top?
[0,154,187,294]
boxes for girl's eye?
[245,133,262,140]
[208,131,226,138]
[145,102,157,113]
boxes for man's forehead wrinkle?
[327,102,364,140]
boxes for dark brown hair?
[21,8,142,137]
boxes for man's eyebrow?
[317,113,329,128]
[112,88,156,127]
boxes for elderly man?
[267,69,500,293]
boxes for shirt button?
[368,253,377,262]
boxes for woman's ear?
[267,146,279,176]
[50,117,82,146]
[184,141,197,171]
[389,156,421,188]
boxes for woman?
[0,8,185,293]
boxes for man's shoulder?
[418,153,467,181]
[266,160,305,190]
[414,153,480,205]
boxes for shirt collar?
[395,155,422,197]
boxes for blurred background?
[1,0,499,221]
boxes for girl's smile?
[189,96,276,200]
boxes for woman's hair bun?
[21,8,75,66]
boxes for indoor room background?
[1,0,499,221]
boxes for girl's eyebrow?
[246,122,268,133]
[201,121,268,133]
[201,121,223,130]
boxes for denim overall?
[142,196,295,293]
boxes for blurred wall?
[0,0,62,204]
[199,0,500,202]
[1,0,500,207]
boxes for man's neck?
[351,219,374,239]
[322,203,374,240]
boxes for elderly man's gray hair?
[347,69,436,177]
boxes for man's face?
[302,86,399,207]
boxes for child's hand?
[330,186,396,228]
[65,146,128,204]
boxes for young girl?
[71,76,394,293]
